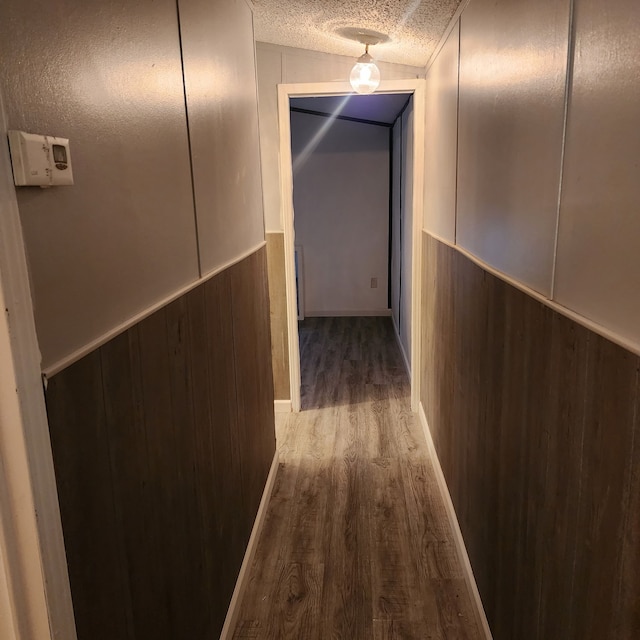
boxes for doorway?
[277,80,425,412]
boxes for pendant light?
[337,28,388,95]
[350,43,381,94]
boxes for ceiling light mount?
[335,27,390,48]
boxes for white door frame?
[0,93,77,640]
[277,79,425,412]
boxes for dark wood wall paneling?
[421,232,640,639]
[46,247,276,640]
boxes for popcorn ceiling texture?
[253,0,463,68]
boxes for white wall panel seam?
[454,19,461,246]
[251,4,268,241]
[550,0,576,301]
[176,0,204,279]
[424,0,471,74]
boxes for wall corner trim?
[0,88,77,640]
[424,0,469,74]
[418,402,493,640]
[274,399,292,413]
[219,449,280,639]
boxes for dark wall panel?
[230,250,277,530]
[46,247,276,640]
[421,232,640,639]
[46,349,133,640]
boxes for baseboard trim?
[274,399,292,413]
[418,403,493,639]
[305,309,392,318]
[219,449,279,639]
[391,314,411,380]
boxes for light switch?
[8,130,74,187]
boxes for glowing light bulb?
[350,49,381,94]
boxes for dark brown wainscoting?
[45,247,276,640]
[421,232,640,640]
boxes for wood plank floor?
[233,317,483,639]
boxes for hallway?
[233,317,483,639]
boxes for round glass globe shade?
[350,61,381,94]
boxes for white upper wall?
[424,0,640,352]
[423,22,459,243]
[179,0,265,276]
[455,0,571,297]
[553,0,640,343]
[0,0,265,372]
[291,111,389,315]
[0,0,197,371]
[256,42,422,232]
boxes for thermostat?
[7,130,74,187]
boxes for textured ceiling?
[252,0,463,68]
